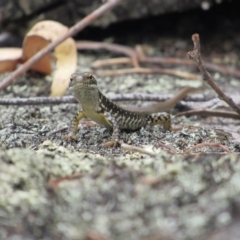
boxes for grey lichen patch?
[1,146,240,240]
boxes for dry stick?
[121,143,157,157]
[204,62,240,78]
[76,41,139,67]
[0,0,123,91]
[182,142,231,154]
[0,94,174,105]
[0,96,77,105]
[158,141,177,155]
[188,33,240,116]
[92,57,132,68]
[136,44,196,66]
[96,67,199,79]
[87,42,240,78]
[1,95,239,121]
[47,173,83,189]
[47,126,68,136]
[176,109,240,120]
[0,93,213,105]
[0,94,188,106]
[136,44,240,78]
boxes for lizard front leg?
[64,110,85,141]
[100,111,121,147]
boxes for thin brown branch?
[0,0,123,91]
[182,142,231,154]
[188,33,240,116]
[47,173,83,189]
[95,67,199,79]
[76,41,139,67]
[0,96,77,105]
[135,44,197,67]
[121,143,157,157]
[175,109,240,119]
[88,43,240,78]
[92,57,132,68]
[136,44,240,78]
[0,93,210,106]
[47,126,68,136]
[158,141,177,155]
[204,62,240,78]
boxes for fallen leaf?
[51,37,77,96]
[23,20,77,96]
[0,48,22,73]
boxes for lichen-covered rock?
[0,147,240,240]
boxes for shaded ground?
[1,2,240,240]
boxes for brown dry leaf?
[0,48,22,73]
[51,36,77,96]
[23,20,77,96]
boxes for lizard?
[64,72,171,146]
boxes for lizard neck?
[72,84,99,111]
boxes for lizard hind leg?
[149,112,171,130]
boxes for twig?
[158,141,177,155]
[135,44,196,67]
[76,41,139,67]
[1,94,239,115]
[136,44,240,78]
[188,33,240,116]
[0,0,123,91]
[47,173,83,189]
[86,42,240,78]
[182,142,231,154]
[204,62,240,78]
[121,143,157,157]
[92,57,132,68]
[0,96,77,105]
[0,93,209,106]
[95,67,199,79]
[47,126,68,136]
[175,109,240,119]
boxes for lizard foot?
[63,134,77,141]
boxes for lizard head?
[69,72,97,87]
